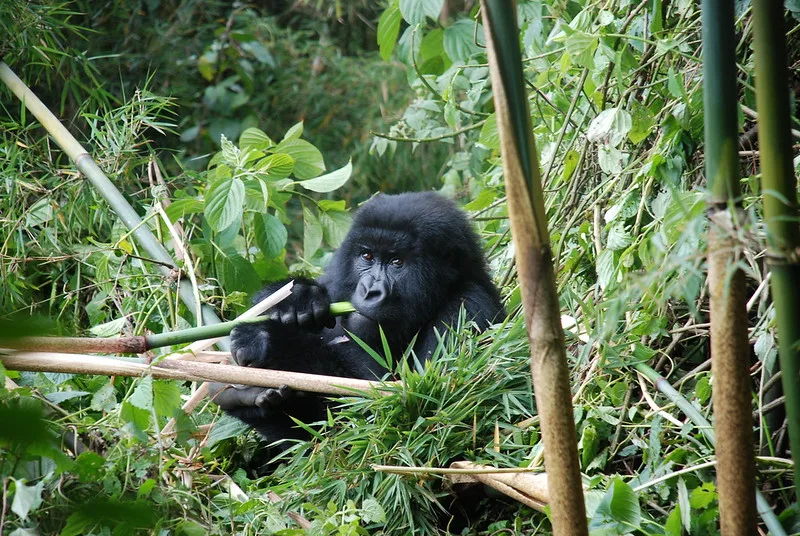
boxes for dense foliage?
[1,0,799,534]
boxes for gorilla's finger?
[231,326,269,367]
[209,383,269,409]
[296,311,314,330]
[256,385,294,408]
[280,309,297,327]
[312,299,330,329]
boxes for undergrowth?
[1,0,799,535]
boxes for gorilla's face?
[337,226,450,340]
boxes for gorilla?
[211,192,504,443]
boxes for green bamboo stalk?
[635,363,786,536]
[480,2,588,534]
[701,0,757,531]
[0,62,227,347]
[752,1,800,496]
[3,302,356,354]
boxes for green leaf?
[205,178,245,232]
[443,20,483,63]
[297,159,352,192]
[275,139,325,179]
[628,101,655,144]
[579,425,599,469]
[254,213,288,258]
[597,249,616,290]
[217,252,262,294]
[74,451,106,482]
[282,121,304,141]
[121,402,151,441]
[378,2,402,61]
[153,381,182,418]
[362,497,387,524]
[320,209,353,248]
[11,479,44,520]
[91,381,117,412]
[164,198,204,222]
[561,149,580,182]
[257,153,295,178]
[689,482,717,509]
[695,373,711,403]
[587,108,632,147]
[197,51,217,81]
[207,414,252,447]
[606,222,632,251]
[239,127,274,150]
[589,478,641,532]
[419,27,445,63]
[478,113,499,150]
[399,0,444,25]
[129,376,153,411]
[303,205,323,258]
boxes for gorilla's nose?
[355,277,389,311]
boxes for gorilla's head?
[321,192,491,343]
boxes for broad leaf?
[399,0,444,25]
[297,159,352,192]
[275,139,325,179]
[254,212,288,258]
[443,20,483,63]
[303,205,323,258]
[257,153,295,179]
[239,127,274,150]
[128,376,153,411]
[378,2,402,61]
[205,178,245,232]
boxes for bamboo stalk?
[0,351,389,396]
[701,0,757,531]
[3,300,356,355]
[0,62,226,341]
[480,2,588,534]
[752,0,800,496]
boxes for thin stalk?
[480,2,588,534]
[3,302,356,354]
[0,351,388,396]
[702,0,757,531]
[0,62,227,347]
[635,363,786,536]
[752,0,800,495]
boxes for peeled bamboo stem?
[0,351,389,396]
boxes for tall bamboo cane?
[480,2,588,533]
[0,62,228,347]
[752,1,800,496]
[701,0,757,531]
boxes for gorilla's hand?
[272,280,333,331]
[208,382,294,410]
[230,279,333,368]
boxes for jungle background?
[1,0,799,534]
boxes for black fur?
[211,192,504,442]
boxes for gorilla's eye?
[391,258,404,266]
[361,251,374,261]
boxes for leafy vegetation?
[1,0,799,535]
